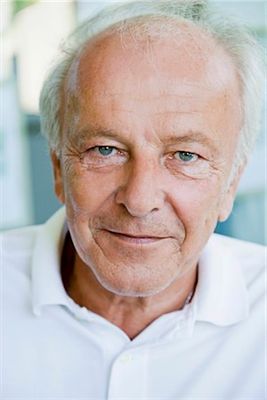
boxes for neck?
[61,232,197,339]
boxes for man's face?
[52,24,242,297]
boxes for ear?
[50,151,65,204]
[218,164,245,222]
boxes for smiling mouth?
[104,229,170,245]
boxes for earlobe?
[218,163,245,222]
[50,150,65,204]
[218,192,235,222]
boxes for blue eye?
[175,151,198,162]
[97,146,115,156]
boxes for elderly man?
[2,0,265,398]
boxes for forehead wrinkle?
[69,119,218,155]
[155,111,201,116]
[67,23,238,112]
[76,23,215,86]
[61,21,241,158]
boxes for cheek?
[169,178,223,233]
[62,167,121,216]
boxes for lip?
[103,229,169,245]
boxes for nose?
[115,158,165,218]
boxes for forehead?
[67,19,238,94]
[62,19,241,143]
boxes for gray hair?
[39,0,264,177]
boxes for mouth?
[103,229,170,245]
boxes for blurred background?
[1,0,266,244]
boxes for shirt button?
[120,354,133,363]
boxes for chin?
[92,267,179,298]
[100,281,170,298]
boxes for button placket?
[107,349,147,399]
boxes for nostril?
[114,161,165,217]
[115,185,164,218]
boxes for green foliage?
[12,0,38,16]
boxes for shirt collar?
[193,234,249,326]
[31,209,249,326]
[31,207,70,315]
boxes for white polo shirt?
[1,208,266,399]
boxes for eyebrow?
[73,126,218,153]
[163,132,218,153]
[71,126,128,146]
